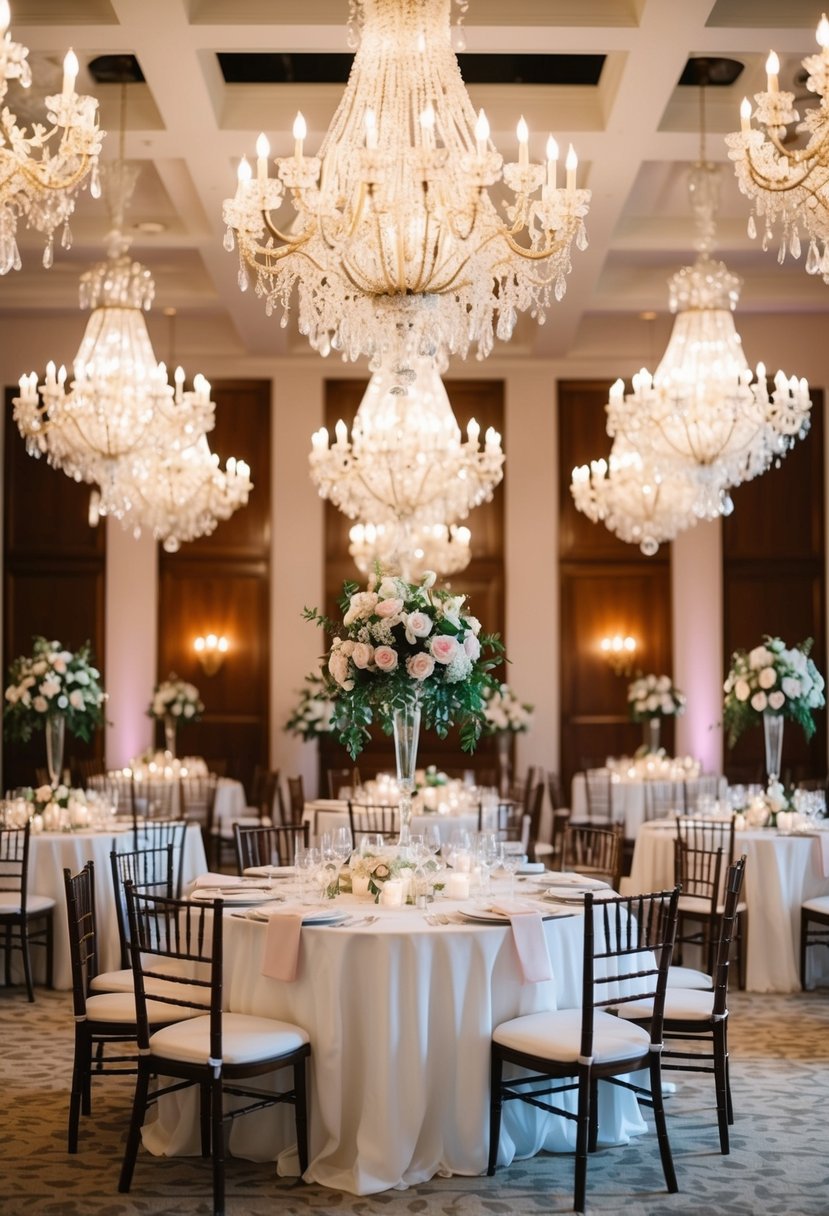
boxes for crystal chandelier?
[604,159,812,499]
[309,351,503,527]
[726,13,829,282]
[0,0,104,273]
[349,519,471,581]
[222,0,590,363]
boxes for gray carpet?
[1,987,828,1216]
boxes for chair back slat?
[583,768,615,824]
[234,823,310,871]
[0,825,28,904]
[562,823,623,889]
[711,855,747,1017]
[676,814,735,860]
[347,801,399,846]
[63,860,100,1013]
[110,844,175,969]
[674,841,725,915]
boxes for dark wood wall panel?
[157,380,271,795]
[722,391,826,783]
[558,381,673,794]
[320,378,505,783]
[3,390,106,788]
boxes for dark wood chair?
[0,823,54,1001]
[643,780,686,821]
[109,844,176,970]
[801,894,829,989]
[213,768,280,870]
[676,814,736,859]
[286,775,306,824]
[581,767,616,825]
[119,884,311,1216]
[327,766,361,799]
[72,756,107,786]
[347,801,399,848]
[488,886,680,1213]
[673,839,747,989]
[616,856,747,1155]
[234,823,310,871]
[561,823,624,889]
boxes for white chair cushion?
[667,965,712,991]
[149,1012,309,1066]
[88,970,210,1004]
[678,895,746,916]
[85,991,199,1025]
[90,969,134,993]
[0,892,56,914]
[493,1008,651,1066]
[533,843,554,856]
[212,815,273,840]
[617,987,716,1023]
[803,895,829,915]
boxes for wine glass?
[476,831,499,895]
[295,845,321,904]
[360,832,384,857]
[499,842,522,899]
[423,824,442,857]
[332,825,353,865]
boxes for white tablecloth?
[303,799,480,846]
[571,774,726,838]
[27,823,207,989]
[625,819,829,992]
[143,897,647,1194]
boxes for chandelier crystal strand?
[726,14,829,281]
[0,1,104,273]
[222,0,590,362]
[605,161,812,497]
[309,351,503,525]
[348,519,472,581]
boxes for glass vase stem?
[393,702,421,852]
[763,713,784,785]
[46,713,65,789]
[164,713,177,759]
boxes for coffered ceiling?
[3,0,828,362]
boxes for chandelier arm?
[260,209,314,248]
[17,154,92,194]
[745,153,829,205]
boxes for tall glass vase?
[163,713,177,759]
[643,717,661,754]
[763,713,784,785]
[393,702,421,852]
[46,713,66,789]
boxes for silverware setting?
[330,914,379,927]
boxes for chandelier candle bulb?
[0,1,9,35]
[467,417,480,446]
[740,97,752,134]
[256,133,270,184]
[174,365,184,403]
[293,111,306,162]
[546,135,558,189]
[475,109,489,157]
[62,48,78,98]
[765,50,779,94]
[517,116,529,166]
[566,145,578,191]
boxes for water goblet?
[295,845,321,905]
[499,842,522,899]
[332,825,353,865]
[360,832,384,857]
[423,824,442,857]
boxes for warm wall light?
[600,634,637,676]
[194,633,228,676]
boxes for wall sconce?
[194,633,228,676]
[600,634,637,676]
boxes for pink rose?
[352,642,374,669]
[328,650,351,687]
[406,653,435,681]
[375,597,405,619]
[404,611,432,644]
[374,646,399,672]
[463,633,481,661]
[430,635,459,665]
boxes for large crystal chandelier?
[309,351,503,527]
[349,519,471,581]
[222,0,590,363]
[726,13,829,282]
[0,0,104,273]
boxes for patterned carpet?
[1,986,828,1216]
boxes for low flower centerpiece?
[627,672,686,754]
[304,571,503,848]
[483,682,534,795]
[284,671,337,739]
[723,636,825,785]
[4,636,106,786]
[4,783,114,832]
[147,675,204,759]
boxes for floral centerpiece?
[627,673,686,721]
[723,637,825,744]
[284,672,337,740]
[7,783,113,832]
[483,683,534,734]
[304,572,502,760]
[147,674,204,758]
[4,636,106,785]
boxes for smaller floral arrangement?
[419,765,449,787]
[739,781,793,829]
[147,674,204,723]
[627,673,686,722]
[723,636,825,746]
[11,784,112,832]
[4,636,106,743]
[349,851,414,901]
[483,683,533,734]
[304,570,503,760]
[284,672,336,740]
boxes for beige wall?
[3,309,828,794]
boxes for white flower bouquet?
[10,784,112,831]
[304,571,503,759]
[723,636,825,746]
[147,674,204,723]
[284,672,337,740]
[4,636,106,743]
[483,683,533,733]
[627,673,686,722]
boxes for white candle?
[566,143,578,192]
[447,872,470,900]
[765,50,779,94]
[454,851,472,873]
[293,111,306,161]
[256,132,270,184]
[740,97,752,134]
[516,116,529,166]
[62,49,78,98]
[545,134,558,189]
[467,417,480,446]
[0,2,9,36]
[381,879,403,907]
[475,108,489,158]
[236,156,252,201]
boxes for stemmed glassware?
[476,831,500,895]
[499,842,522,899]
[295,844,321,904]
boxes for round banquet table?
[570,773,726,838]
[142,895,648,1195]
[624,819,829,992]
[28,822,207,989]
[303,799,480,846]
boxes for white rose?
[183,704,195,718]
[781,676,801,699]
[750,691,768,712]
[465,615,482,637]
[734,679,751,703]
[172,704,182,716]
[768,690,785,710]
[656,675,671,692]
[463,633,481,661]
[69,689,85,710]
[40,676,61,699]
[343,591,378,627]
[646,694,659,712]
[352,642,374,669]
[748,645,774,670]
[758,667,777,690]
[34,785,53,802]
[328,650,351,687]
[33,696,48,713]
[404,612,432,645]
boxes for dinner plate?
[245,907,349,925]
[535,872,609,890]
[243,865,296,879]
[456,906,574,924]
[190,888,281,906]
[542,889,616,905]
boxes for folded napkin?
[814,833,829,879]
[260,907,304,983]
[490,900,553,985]
[193,872,243,889]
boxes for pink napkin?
[814,834,829,879]
[193,873,242,889]
[260,911,304,982]
[490,900,553,984]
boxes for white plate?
[542,889,616,905]
[190,888,281,906]
[245,907,349,925]
[456,906,574,924]
[536,872,609,890]
[243,865,296,879]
